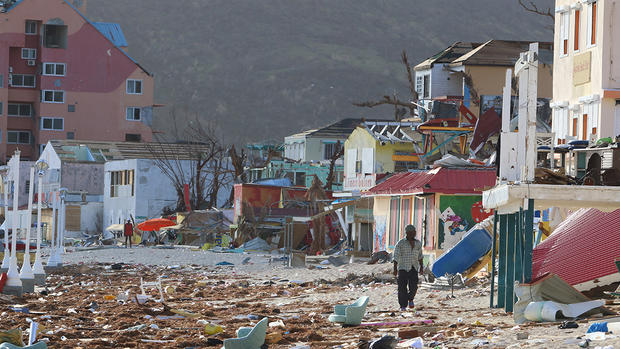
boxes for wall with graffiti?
[437,194,493,250]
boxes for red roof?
[366,167,497,195]
[533,208,620,288]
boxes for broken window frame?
[43,24,68,49]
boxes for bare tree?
[323,140,344,190]
[353,49,420,119]
[518,0,555,28]
[148,110,233,211]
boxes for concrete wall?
[61,162,104,195]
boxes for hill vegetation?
[88,0,554,144]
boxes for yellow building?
[343,120,421,193]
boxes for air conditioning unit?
[27,60,36,66]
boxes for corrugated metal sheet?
[367,167,496,195]
[93,22,128,47]
[532,208,620,287]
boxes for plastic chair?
[328,296,369,326]
[223,317,268,349]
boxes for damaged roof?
[47,140,217,163]
[449,40,553,67]
[532,208,620,291]
[286,118,365,140]
[415,42,481,71]
[367,167,496,195]
[415,40,553,71]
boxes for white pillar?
[47,192,58,267]
[20,167,35,279]
[6,151,22,289]
[1,177,10,271]
[32,167,46,283]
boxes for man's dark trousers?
[397,268,419,308]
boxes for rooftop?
[415,40,553,70]
[367,167,497,196]
[286,118,366,140]
[47,140,217,163]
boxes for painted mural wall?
[437,194,493,250]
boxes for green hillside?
[87,0,554,144]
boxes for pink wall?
[0,0,155,161]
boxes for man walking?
[123,219,133,248]
[393,225,424,311]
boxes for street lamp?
[19,166,35,292]
[32,160,48,285]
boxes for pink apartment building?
[0,0,154,161]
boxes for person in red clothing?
[123,219,133,248]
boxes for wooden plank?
[66,206,81,231]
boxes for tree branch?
[518,0,555,24]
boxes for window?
[126,80,142,94]
[10,74,35,88]
[125,133,141,142]
[25,21,37,35]
[560,11,569,56]
[41,90,64,103]
[416,75,424,96]
[110,170,135,198]
[21,48,36,59]
[587,1,597,46]
[43,63,65,76]
[574,9,580,51]
[126,107,142,121]
[41,117,63,131]
[7,103,32,117]
[43,24,67,48]
[395,161,418,172]
[67,104,75,112]
[423,75,430,98]
[7,131,31,144]
[323,142,341,160]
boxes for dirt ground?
[0,253,618,348]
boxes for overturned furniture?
[328,296,369,326]
[222,317,268,349]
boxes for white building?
[103,158,232,228]
[552,0,620,143]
